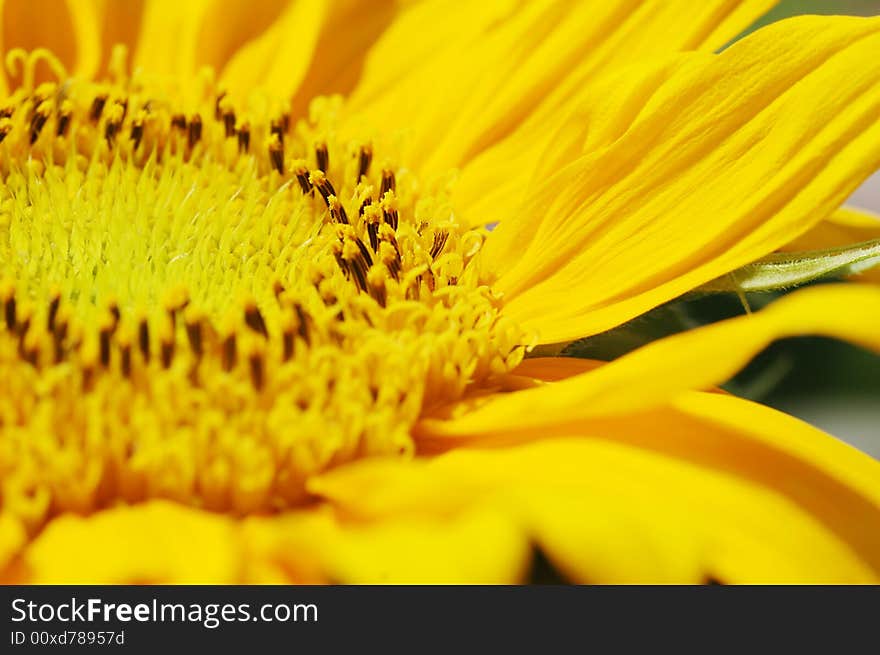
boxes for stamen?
[271,119,285,147]
[381,191,399,230]
[268,134,284,174]
[309,170,336,204]
[244,301,269,338]
[358,145,373,180]
[380,169,396,196]
[89,94,108,122]
[29,101,50,144]
[160,337,175,369]
[328,195,349,224]
[188,114,203,148]
[137,318,151,362]
[430,231,449,259]
[237,122,250,153]
[315,142,329,173]
[293,162,312,194]
[222,332,237,371]
[56,100,72,137]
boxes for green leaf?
[695,238,880,294]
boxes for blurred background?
[569,1,880,458]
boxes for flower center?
[0,52,527,534]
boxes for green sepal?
[696,238,880,294]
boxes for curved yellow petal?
[347,0,775,180]
[312,435,878,583]
[10,501,244,584]
[2,499,529,584]
[247,506,529,584]
[483,15,880,343]
[454,0,776,224]
[287,0,398,119]
[131,0,214,85]
[219,0,327,102]
[424,284,880,436]
[780,205,880,283]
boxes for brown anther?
[138,319,150,362]
[342,240,370,292]
[185,317,203,358]
[270,119,285,146]
[355,237,374,268]
[430,230,449,259]
[82,364,95,392]
[120,342,132,378]
[0,106,13,119]
[381,192,399,230]
[223,110,236,138]
[171,113,187,131]
[214,92,227,120]
[104,117,120,146]
[56,109,71,137]
[272,279,285,300]
[269,137,284,174]
[160,339,175,368]
[315,142,329,173]
[52,319,68,363]
[293,165,312,194]
[108,302,121,326]
[379,241,401,281]
[282,327,295,362]
[244,303,269,338]
[280,112,290,132]
[29,107,49,144]
[293,303,310,344]
[22,340,39,368]
[89,94,108,122]
[221,333,237,371]
[309,170,336,204]
[188,114,202,148]
[237,123,250,153]
[423,267,436,292]
[249,351,264,390]
[359,196,372,218]
[47,293,60,332]
[0,123,11,143]
[328,195,349,224]
[99,327,112,367]
[16,312,31,340]
[368,270,387,308]
[358,145,373,180]
[130,120,144,150]
[3,294,16,331]
[380,169,396,196]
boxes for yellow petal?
[422,284,880,436]
[219,0,327,101]
[779,205,880,283]
[13,501,245,584]
[483,15,880,343]
[312,436,878,583]
[455,0,776,223]
[287,0,398,119]
[132,0,214,85]
[247,506,529,584]
[3,499,528,584]
[347,0,774,181]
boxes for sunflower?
[1,0,880,584]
